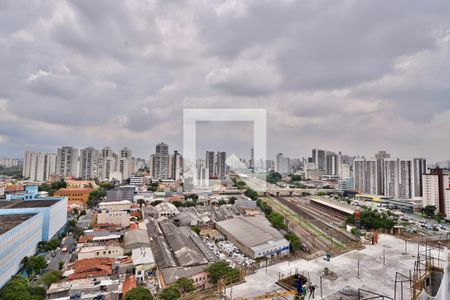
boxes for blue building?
[0,186,67,288]
[0,214,43,288]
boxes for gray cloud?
[1,0,450,162]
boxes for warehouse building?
[0,214,43,288]
[0,187,67,288]
[215,216,289,259]
[147,217,218,289]
[0,191,67,241]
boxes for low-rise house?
[77,243,124,260]
[124,229,151,251]
[132,247,156,282]
[64,258,115,280]
[154,202,179,218]
[97,200,131,228]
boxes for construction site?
[217,195,450,300]
[224,234,449,300]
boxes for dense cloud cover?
[1,0,450,161]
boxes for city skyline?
[1,1,450,161]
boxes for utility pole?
[320,275,323,299]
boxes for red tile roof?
[122,275,137,296]
[68,258,115,280]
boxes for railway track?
[264,197,330,252]
[277,197,357,244]
[295,200,345,225]
[307,199,348,221]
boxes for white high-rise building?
[150,143,170,180]
[353,158,377,194]
[215,151,226,179]
[312,149,326,171]
[99,147,117,181]
[325,151,338,175]
[384,158,398,198]
[398,159,413,199]
[79,147,100,180]
[422,168,450,219]
[375,151,390,195]
[169,150,183,180]
[383,158,415,199]
[23,151,56,181]
[205,151,215,179]
[413,158,427,198]
[118,147,133,180]
[275,153,290,175]
[56,146,80,178]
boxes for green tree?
[289,174,302,182]
[218,199,227,206]
[206,262,240,284]
[229,197,237,204]
[159,286,180,300]
[235,181,247,189]
[124,287,153,300]
[87,188,106,208]
[99,181,115,190]
[267,212,286,230]
[28,286,46,300]
[422,205,436,218]
[21,256,34,278]
[174,277,195,294]
[284,233,302,252]
[37,270,62,288]
[30,256,47,275]
[244,188,258,200]
[191,225,201,235]
[266,172,282,184]
[346,208,396,230]
[0,275,30,300]
[58,260,65,270]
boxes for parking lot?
[202,237,255,268]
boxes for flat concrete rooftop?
[225,234,444,299]
[0,199,59,208]
[0,213,36,235]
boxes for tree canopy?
[0,275,46,300]
[346,208,396,230]
[206,262,240,284]
[37,270,62,288]
[22,255,47,278]
[87,188,106,208]
[422,205,436,218]
[159,277,195,300]
[244,188,258,200]
[124,287,153,300]
[266,172,282,184]
[38,180,67,196]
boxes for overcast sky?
[1,0,450,162]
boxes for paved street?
[77,210,93,230]
[44,235,76,272]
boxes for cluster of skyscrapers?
[353,153,427,199]
[20,143,183,182]
[22,146,146,182]
[149,143,183,180]
[0,158,23,168]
